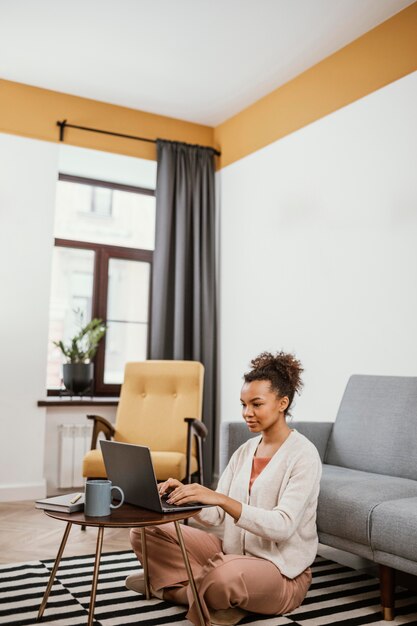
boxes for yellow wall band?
[214,2,417,168]
[0,79,216,161]
[1,2,416,168]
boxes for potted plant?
[53,313,106,394]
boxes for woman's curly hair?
[243,351,304,416]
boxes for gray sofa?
[220,374,417,621]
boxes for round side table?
[37,503,204,626]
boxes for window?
[46,174,155,395]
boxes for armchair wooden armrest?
[184,417,208,485]
[87,414,116,450]
[185,417,208,440]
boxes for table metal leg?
[88,526,104,626]
[37,522,72,621]
[174,520,205,626]
[140,528,151,600]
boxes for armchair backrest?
[325,374,417,480]
[114,360,204,454]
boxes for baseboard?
[0,481,46,502]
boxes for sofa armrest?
[219,421,257,474]
[290,420,333,461]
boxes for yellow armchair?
[82,360,207,483]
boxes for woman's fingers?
[157,480,169,494]
[167,491,192,504]
[167,484,220,507]
[158,477,183,494]
[167,484,199,504]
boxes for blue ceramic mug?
[85,479,124,517]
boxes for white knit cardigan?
[195,429,322,578]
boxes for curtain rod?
[56,119,221,156]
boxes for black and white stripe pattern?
[1,552,416,625]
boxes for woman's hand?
[165,483,221,506]
[164,482,243,522]
[158,477,183,496]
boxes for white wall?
[0,133,59,500]
[219,71,417,425]
[0,138,157,501]
[44,405,117,494]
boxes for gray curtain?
[150,139,217,485]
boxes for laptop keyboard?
[161,494,180,509]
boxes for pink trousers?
[130,522,312,626]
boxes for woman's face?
[240,379,289,433]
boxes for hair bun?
[249,351,303,393]
[244,350,304,415]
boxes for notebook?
[100,440,211,514]
[35,492,85,513]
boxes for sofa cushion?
[325,375,417,480]
[318,465,417,546]
[371,497,417,562]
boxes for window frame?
[47,174,155,396]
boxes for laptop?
[100,440,212,514]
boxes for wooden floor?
[2,500,417,599]
[0,501,374,570]
[0,500,132,564]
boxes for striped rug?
[1,551,417,625]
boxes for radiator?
[58,424,93,488]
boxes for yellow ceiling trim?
[214,2,417,169]
[1,3,416,169]
[0,79,215,161]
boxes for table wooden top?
[44,503,200,528]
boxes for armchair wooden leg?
[197,438,204,485]
[379,564,395,620]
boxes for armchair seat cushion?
[318,465,417,546]
[83,447,198,481]
[371,497,417,562]
[83,449,108,478]
[152,451,198,481]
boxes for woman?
[127,351,322,626]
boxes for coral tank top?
[249,457,271,493]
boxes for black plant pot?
[63,363,94,395]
